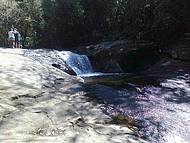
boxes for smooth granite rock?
[0,48,146,143]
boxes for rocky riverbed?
[0,48,145,143]
[81,58,190,143]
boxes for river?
[81,73,190,143]
[24,49,190,143]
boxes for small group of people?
[8,27,22,48]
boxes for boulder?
[84,40,159,73]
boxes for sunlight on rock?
[162,77,190,92]
[0,48,144,143]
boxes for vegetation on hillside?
[0,0,190,48]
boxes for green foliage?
[0,0,43,47]
[0,0,190,48]
[41,0,190,48]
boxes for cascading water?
[24,49,93,75]
[58,51,93,75]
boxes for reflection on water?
[82,74,190,143]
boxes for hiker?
[8,28,15,48]
[14,28,20,48]
[18,31,22,48]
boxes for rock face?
[82,40,159,73]
[0,48,146,143]
[161,42,190,61]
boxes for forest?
[0,0,190,48]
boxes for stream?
[24,49,190,143]
[81,74,190,143]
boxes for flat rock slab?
[0,48,146,143]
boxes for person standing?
[14,28,19,48]
[18,31,22,48]
[8,28,15,48]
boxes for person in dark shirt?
[18,32,22,48]
[14,28,22,48]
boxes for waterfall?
[24,49,93,75]
[58,51,93,75]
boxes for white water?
[24,49,93,75]
[58,51,93,75]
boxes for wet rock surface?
[0,48,146,143]
[82,59,190,143]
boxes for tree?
[16,0,43,47]
[0,0,43,47]
[1,0,190,48]
[0,0,19,46]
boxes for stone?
[84,40,159,73]
[52,63,77,75]
[0,48,146,143]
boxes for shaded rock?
[84,40,159,73]
[52,63,77,75]
[144,58,190,79]
[52,63,61,69]
[104,59,123,73]
[162,43,190,61]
